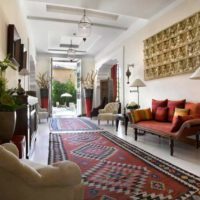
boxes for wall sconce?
[126,64,134,84]
[19,68,29,90]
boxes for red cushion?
[152,99,168,119]
[171,115,193,132]
[155,107,168,122]
[167,99,186,122]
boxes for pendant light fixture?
[67,48,76,61]
[78,9,92,42]
[66,40,76,61]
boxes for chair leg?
[134,128,138,141]
[107,120,109,124]
[196,134,199,149]
[112,120,114,126]
[169,139,174,156]
[98,120,100,125]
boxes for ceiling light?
[78,10,92,42]
[67,48,76,55]
[67,48,76,61]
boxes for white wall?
[81,56,95,77]
[0,0,36,90]
[36,54,51,76]
[35,53,51,105]
[95,0,200,109]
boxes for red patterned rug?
[49,117,101,132]
[48,131,200,200]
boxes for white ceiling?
[24,0,178,59]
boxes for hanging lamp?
[78,9,92,41]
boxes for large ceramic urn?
[0,111,16,142]
[84,88,93,117]
[40,88,49,109]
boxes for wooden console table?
[13,95,38,158]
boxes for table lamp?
[130,79,146,105]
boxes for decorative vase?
[0,111,16,142]
[40,88,49,109]
[84,88,93,117]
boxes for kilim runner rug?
[48,131,200,200]
[49,117,101,132]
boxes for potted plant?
[126,101,140,110]
[81,71,96,117]
[0,55,24,142]
[36,72,50,109]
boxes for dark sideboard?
[13,95,38,158]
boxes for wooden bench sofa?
[131,100,200,156]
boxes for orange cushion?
[137,120,173,135]
[155,107,168,122]
[185,102,200,115]
[131,108,152,123]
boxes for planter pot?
[40,88,49,109]
[84,88,93,117]
[0,111,16,142]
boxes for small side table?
[115,114,129,135]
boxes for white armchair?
[0,143,84,200]
[97,102,120,125]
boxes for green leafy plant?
[52,80,76,106]
[0,55,24,111]
[36,72,50,89]
[0,55,16,76]
[126,101,140,110]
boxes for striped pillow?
[131,108,152,123]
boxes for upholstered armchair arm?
[0,145,82,187]
[38,104,48,112]
[37,160,82,187]
[175,119,200,139]
[99,109,106,113]
[39,108,48,112]
[1,143,19,157]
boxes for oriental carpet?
[48,131,200,200]
[50,117,100,132]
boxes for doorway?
[51,58,81,117]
